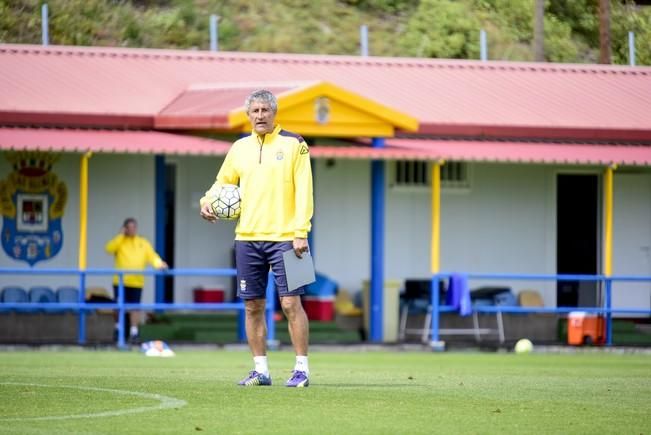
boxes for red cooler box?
[303,296,334,321]
[194,288,225,303]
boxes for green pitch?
[1,350,649,434]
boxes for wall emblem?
[314,97,330,125]
[0,152,67,266]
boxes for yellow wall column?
[603,165,616,276]
[430,161,443,346]
[78,152,92,269]
[603,164,616,346]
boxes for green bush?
[399,0,480,59]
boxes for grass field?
[1,350,650,434]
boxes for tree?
[533,0,545,61]
[599,0,612,63]
[399,0,480,59]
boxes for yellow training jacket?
[105,234,164,288]
[201,124,313,241]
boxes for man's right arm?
[200,143,240,209]
[105,233,124,254]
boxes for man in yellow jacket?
[105,217,167,342]
[200,89,313,388]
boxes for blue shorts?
[235,241,306,300]
[112,286,142,303]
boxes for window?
[440,161,470,189]
[395,160,429,187]
[393,161,471,190]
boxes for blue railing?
[0,267,277,349]
[430,273,651,346]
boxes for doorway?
[556,174,599,307]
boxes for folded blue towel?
[446,274,472,316]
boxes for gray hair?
[245,89,278,114]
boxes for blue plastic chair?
[306,273,338,297]
[28,286,56,304]
[1,286,28,303]
[56,287,79,304]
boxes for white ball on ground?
[514,338,534,354]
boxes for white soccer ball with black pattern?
[210,184,241,220]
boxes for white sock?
[129,326,138,336]
[294,355,309,376]
[253,356,269,377]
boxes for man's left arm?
[144,240,168,269]
[293,141,313,256]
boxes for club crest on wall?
[0,152,67,266]
[314,97,330,125]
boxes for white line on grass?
[0,382,187,421]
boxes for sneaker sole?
[239,378,272,387]
[287,379,309,388]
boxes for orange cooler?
[568,311,605,346]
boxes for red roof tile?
[1,44,650,141]
[2,127,649,166]
[156,82,300,129]
[387,138,651,166]
[0,127,231,155]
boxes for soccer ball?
[210,184,241,220]
[141,340,175,357]
[514,338,534,354]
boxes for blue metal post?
[117,274,126,349]
[430,275,440,343]
[605,278,613,346]
[237,302,246,342]
[234,136,247,342]
[480,29,488,61]
[266,273,276,346]
[41,4,49,46]
[154,155,166,306]
[307,158,315,256]
[370,137,385,342]
[77,271,86,345]
[360,25,369,57]
[210,15,219,52]
[628,31,636,67]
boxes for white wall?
[313,161,651,310]
[172,155,237,302]
[612,173,651,313]
[87,154,157,302]
[312,159,371,293]
[0,153,157,303]
[436,164,557,305]
[3,151,650,313]
[310,160,557,303]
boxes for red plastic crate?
[303,296,334,321]
[193,288,224,303]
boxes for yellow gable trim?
[227,81,418,137]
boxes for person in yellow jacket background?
[105,217,167,342]
[200,89,313,388]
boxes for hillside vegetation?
[1,0,649,64]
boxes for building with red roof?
[1,43,650,342]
